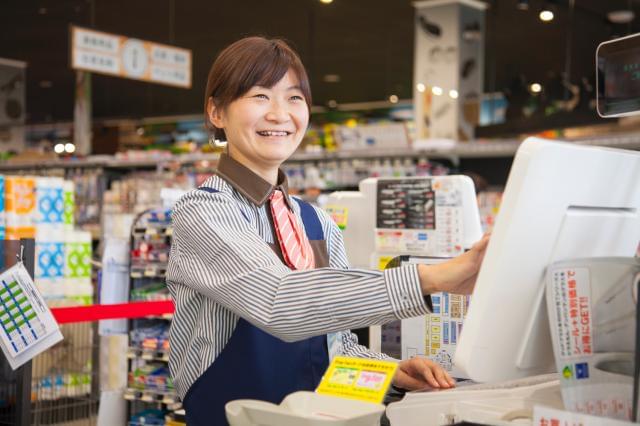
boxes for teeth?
[258,131,289,136]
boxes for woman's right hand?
[418,233,490,296]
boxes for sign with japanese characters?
[70,26,191,88]
[315,356,397,404]
[546,259,640,422]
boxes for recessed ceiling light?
[54,143,65,154]
[323,74,341,83]
[530,83,542,93]
[432,86,443,96]
[389,95,399,103]
[416,83,426,93]
[320,0,333,4]
[64,143,76,153]
[608,10,635,24]
[449,89,459,99]
[539,10,554,22]
[328,99,338,108]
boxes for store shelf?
[127,347,170,362]
[132,226,173,237]
[124,388,180,408]
[0,152,220,172]
[1,136,638,172]
[130,265,167,279]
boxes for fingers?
[432,365,456,388]
[411,358,452,389]
[393,369,432,391]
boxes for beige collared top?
[167,153,430,399]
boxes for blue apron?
[182,187,330,425]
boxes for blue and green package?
[35,178,64,226]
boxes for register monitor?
[454,137,640,383]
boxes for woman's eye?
[290,95,304,101]
[254,94,268,100]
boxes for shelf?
[1,136,638,172]
[0,152,220,172]
[124,387,180,409]
[133,226,173,237]
[130,265,167,279]
[288,134,640,163]
[127,347,169,362]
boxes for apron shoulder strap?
[293,198,324,241]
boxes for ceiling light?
[539,9,554,22]
[64,143,76,153]
[54,143,65,154]
[416,83,426,93]
[389,95,399,104]
[323,74,341,83]
[328,99,338,108]
[449,89,459,99]
[432,86,443,96]
[530,83,542,93]
[320,0,333,4]
[517,0,529,11]
[608,10,635,24]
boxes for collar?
[216,153,294,210]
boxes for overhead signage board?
[70,26,192,88]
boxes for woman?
[167,36,489,425]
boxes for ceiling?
[2,0,640,124]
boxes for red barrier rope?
[50,300,175,324]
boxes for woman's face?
[212,70,309,172]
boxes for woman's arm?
[168,190,430,342]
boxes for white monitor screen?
[455,138,640,382]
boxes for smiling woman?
[167,35,488,426]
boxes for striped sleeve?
[317,208,401,361]
[170,190,430,343]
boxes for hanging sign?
[70,26,191,88]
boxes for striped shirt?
[166,154,430,400]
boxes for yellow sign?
[316,356,397,404]
[70,26,192,88]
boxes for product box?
[35,177,65,226]
[35,226,65,299]
[63,180,75,229]
[64,230,92,299]
[5,176,36,239]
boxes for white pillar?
[413,0,487,141]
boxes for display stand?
[0,238,35,426]
[125,209,180,425]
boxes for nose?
[265,99,290,123]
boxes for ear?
[207,97,225,129]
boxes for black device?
[596,33,640,117]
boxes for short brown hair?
[204,36,312,141]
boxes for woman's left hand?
[393,357,456,391]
